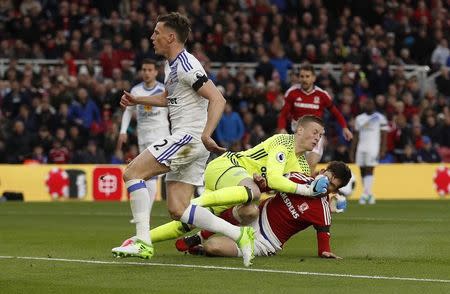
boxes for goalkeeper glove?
[296,174,329,197]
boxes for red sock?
[219,207,240,225]
[200,230,214,240]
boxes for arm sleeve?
[182,62,208,91]
[277,93,293,130]
[265,144,298,193]
[120,106,134,134]
[329,104,347,129]
[314,225,331,256]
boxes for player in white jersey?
[350,99,388,205]
[118,59,169,218]
[112,12,256,267]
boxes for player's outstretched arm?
[264,145,328,197]
[197,80,226,154]
[315,225,341,259]
[120,90,168,107]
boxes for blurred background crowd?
[0,0,449,164]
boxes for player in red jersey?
[177,161,351,259]
[277,64,353,172]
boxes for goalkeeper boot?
[368,194,376,205]
[236,226,255,267]
[175,234,202,252]
[112,239,154,259]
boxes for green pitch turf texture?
[1,200,449,294]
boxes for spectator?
[6,120,33,163]
[72,139,106,163]
[29,145,48,164]
[431,39,449,70]
[48,139,70,164]
[2,80,30,118]
[68,88,101,131]
[398,144,418,163]
[215,102,245,149]
[33,126,53,154]
[270,48,292,85]
[435,67,450,97]
[417,136,441,163]
[99,41,121,78]
[254,53,274,82]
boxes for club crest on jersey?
[298,202,309,213]
[276,152,286,163]
[313,96,320,104]
[144,105,152,112]
[195,71,205,79]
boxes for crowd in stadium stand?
[0,0,449,164]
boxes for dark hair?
[299,63,315,75]
[297,115,324,128]
[157,12,191,43]
[141,59,157,67]
[326,161,352,188]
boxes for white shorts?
[355,150,378,167]
[147,132,210,186]
[138,130,171,153]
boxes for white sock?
[145,178,157,242]
[180,204,241,241]
[363,175,374,195]
[145,178,157,200]
[126,179,151,244]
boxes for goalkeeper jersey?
[225,134,310,194]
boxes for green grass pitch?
[1,200,450,293]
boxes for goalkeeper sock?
[126,179,151,244]
[190,186,252,207]
[180,204,241,241]
[151,220,190,243]
[199,230,214,241]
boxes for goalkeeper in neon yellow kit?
[119,115,328,246]
[146,115,328,243]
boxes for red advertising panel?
[93,167,123,201]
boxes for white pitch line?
[0,255,449,284]
[2,211,449,223]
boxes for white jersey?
[164,49,208,139]
[120,81,170,147]
[355,112,389,153]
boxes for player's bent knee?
[168,206,184,221]
[123,165,135,182]
[237,205,259,225]
[203,239,222,256]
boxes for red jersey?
[277,85,347,130]
[259,172,332,255]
